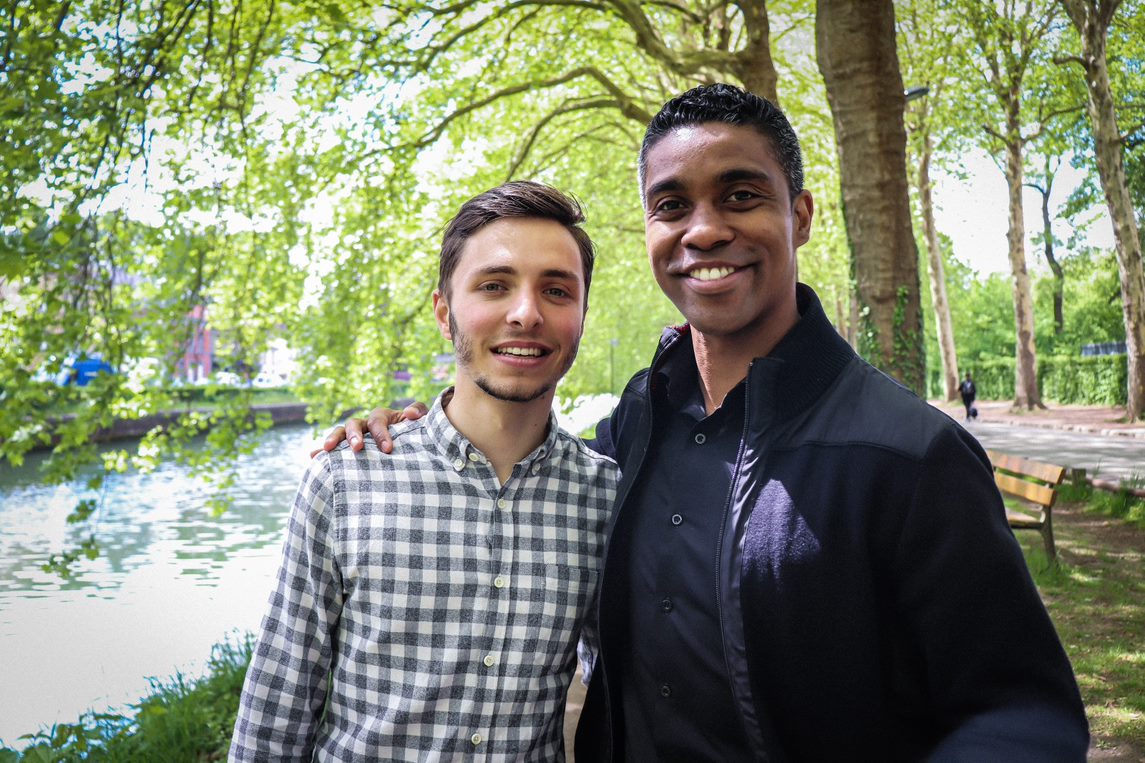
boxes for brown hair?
[438,181,596,304]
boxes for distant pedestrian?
[960,372,978,420]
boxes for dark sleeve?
[584,410,619,460]
[895,427,1088,761]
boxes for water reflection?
[0,424,317,746]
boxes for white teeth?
[496,347,543,356]
[690,266,735,281]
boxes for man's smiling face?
[642,122,813,353]
[433,217,586,406]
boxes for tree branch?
[390,66,652,153]
[504,97,619,178]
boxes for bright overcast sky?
[932,149,1116,277]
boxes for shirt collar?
[425,387,563,472]
[649,284,856,425]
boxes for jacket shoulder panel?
[780,358,964,461]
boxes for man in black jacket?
[960,371,978,419]
[332,85,1089,761]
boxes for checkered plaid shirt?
[230,392,618,762]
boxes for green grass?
[1058,480,1145,529]
[1012,494,1145,752]
[0,636,252,762]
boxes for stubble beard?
[450,313,579,404]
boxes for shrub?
[0,635,251,761]
[927,354,1128,405]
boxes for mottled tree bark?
[1060,0,1145,419]
[729,0,779,104]
[815,0,924,393]
[1001,118,1043,410]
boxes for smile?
[687,266,738,281]
[494,346,546,357]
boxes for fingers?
[403,402,429,420]
[365,407,400,454]
[310,425,348,459]
[344,418,367,452]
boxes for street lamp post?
[904,85,930,103]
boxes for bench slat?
[985,450,1065,485]
[986,449,1065,562]
[994,472,1057,508]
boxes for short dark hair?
[438,181,595,304]
[638,83,805,202]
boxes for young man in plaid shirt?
[230,181,618,761]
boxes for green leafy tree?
[1056,0,1145,419]
[959,0,1080,410]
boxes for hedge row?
[927,354,1128,405]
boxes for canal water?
[0,423,316,746]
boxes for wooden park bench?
[986,450,1066,562]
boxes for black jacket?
[577,285,1087,762]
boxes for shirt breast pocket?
[515,559,595,672]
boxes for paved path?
[959,419,1145,485]
[926,399,1145,485]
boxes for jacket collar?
[649,283,857,425]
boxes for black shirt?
[617,341,753,761]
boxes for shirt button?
[660,596,673,613]
[483,654,495,667]
[468,452,481,462]
[670,513,683,526]
[470,733,482,745]
[497,498,508,510]
[531,463,541,474]
[493,576,506,589]
[453,458,465,470]
[694,433,706,445]
[659,683,672,698]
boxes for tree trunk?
[731,0,779,104]
[918,131,960,400]
[1061,0,1145,419]
[816,0,924,393]
[1002,109,1043,409]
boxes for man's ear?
[432,290,452,341]
[792,190,814,248]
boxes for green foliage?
[0,636,252,760]
[1034,247,1126,355]
[1,0,1134,574]
[927,353,1128,404]
[1040,354,1129,405]
[1058,480,1145,529]
[925,243,1128,402]
[955,357,1016,401]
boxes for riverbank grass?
[0,636,251,762]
